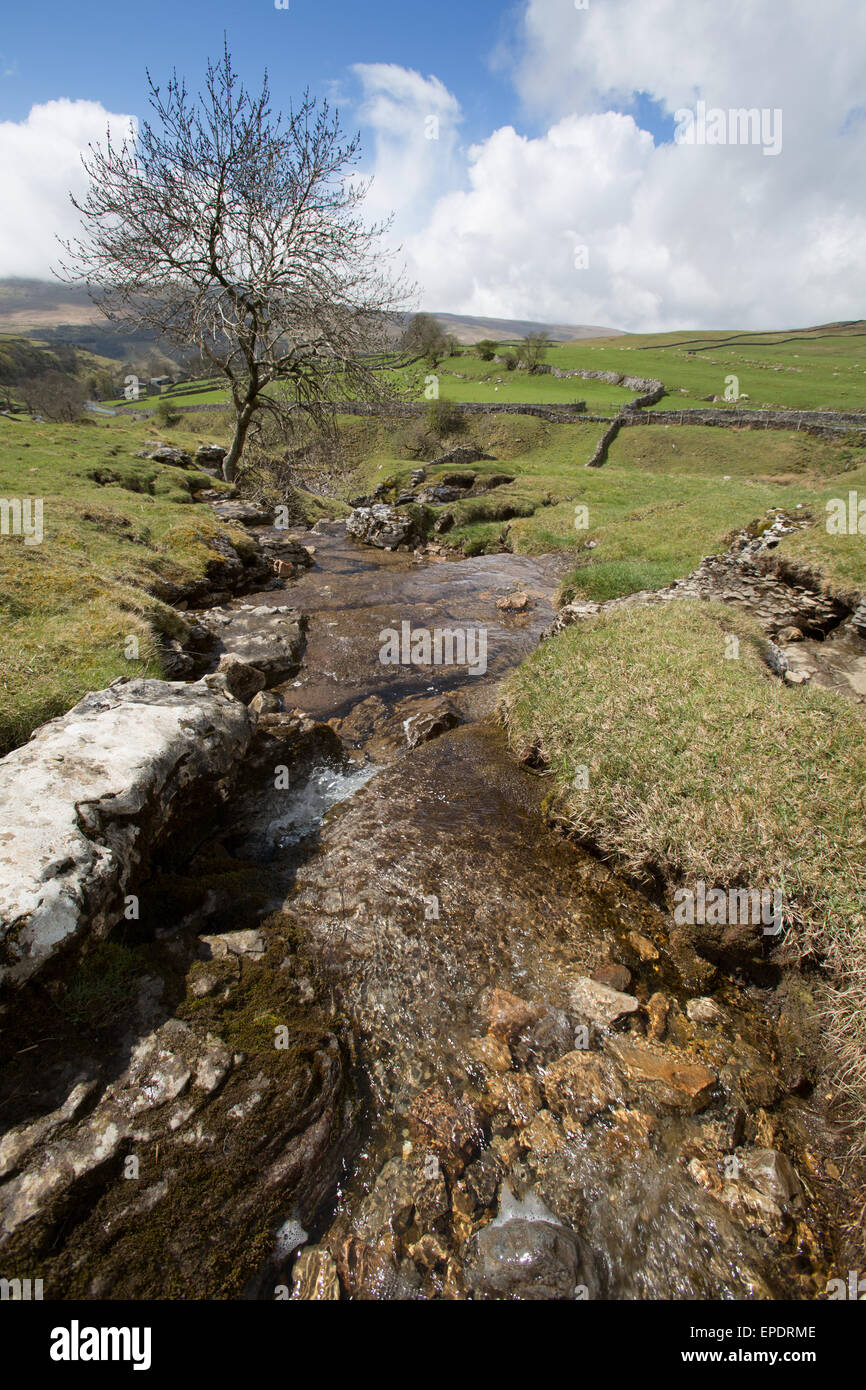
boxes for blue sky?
[0,0,863,331]
[0,0,523,143]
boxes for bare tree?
[19,371,87,422]
[521,330,550,373]
[59,44,410,480]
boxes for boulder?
[216,654,267,703]
[346,505,420,551]
[199,604,306,687]
[211,500,274,527]
[147,446,192,467]
[0,680,252,987]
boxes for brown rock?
[407,1086,485,1178]
[485,988,542,1044]
[568,976,639,1029]
[592,963,633,993]
[291,1246,341,1300]
[467,1034,513,1074]
[628,931,660,962]
[647,991,669,1040]
[216,654,266,703]
[483,1072,542,1130]
[523,1110,566,1163]
[608,1039,717,1113]
[543,1051,622,1129]
[336,1235,399,1300]
[496,591,530,613]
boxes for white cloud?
[351,63,463,241]
[0,99,136,279]
[361,2,866,329]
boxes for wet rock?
[200,604,306,686]
[0,679,252,987]
[483,1073,543,1131]
[354,1154,449,1243]
[511,1005,573,1068]
[463,1187,594,1301]
[467,1034,512,1074]
[407,1086,485,1179]
[608,1039,717,1114]
[211,499,274,527]
[336,1235,400,1300]
[647,991,670,1040]
[716,1149,803,1238]
[462,1147,503,1212]
[291,1246,341,1300]
[687,996,723,1025]
[485,989,542,1045]
[592,963,632,993]
[543,1052,622,1128]
[522,1110,567,1164]
[404,700,461,749]
[346,505,420,551]
[216,654,266,703]
[568,976,639,1029]
[628,930,660,962]
[497,592,530,613]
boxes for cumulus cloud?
[0,99,136,279]
[351,63,463,239]
[367,1,866,329]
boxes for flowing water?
[198,524,846,1300]
[1,521,850,1300]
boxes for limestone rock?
[0,679,252,986]
[216,654,266,703]
[346,505,420,551]
[568,976,640,1029]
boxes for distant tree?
[521,330,550,373]
[59,44,409,481]
[475,339,498,361]
[19,371,87,422]
[402,312,450,365]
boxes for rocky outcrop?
[346,504,421,551]
[0,678,252,988]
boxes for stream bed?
[0,522,855,1300]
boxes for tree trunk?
[222,403,255,482]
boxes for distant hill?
[0,278,101,329]
[425,312,624,345]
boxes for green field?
[105,320,866,416]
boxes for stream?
[0,521,852,1300]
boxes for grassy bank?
[343,409,866,599]
[501,600,866,1126]
[0,414,245,753]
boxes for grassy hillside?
[0,414,246,753]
